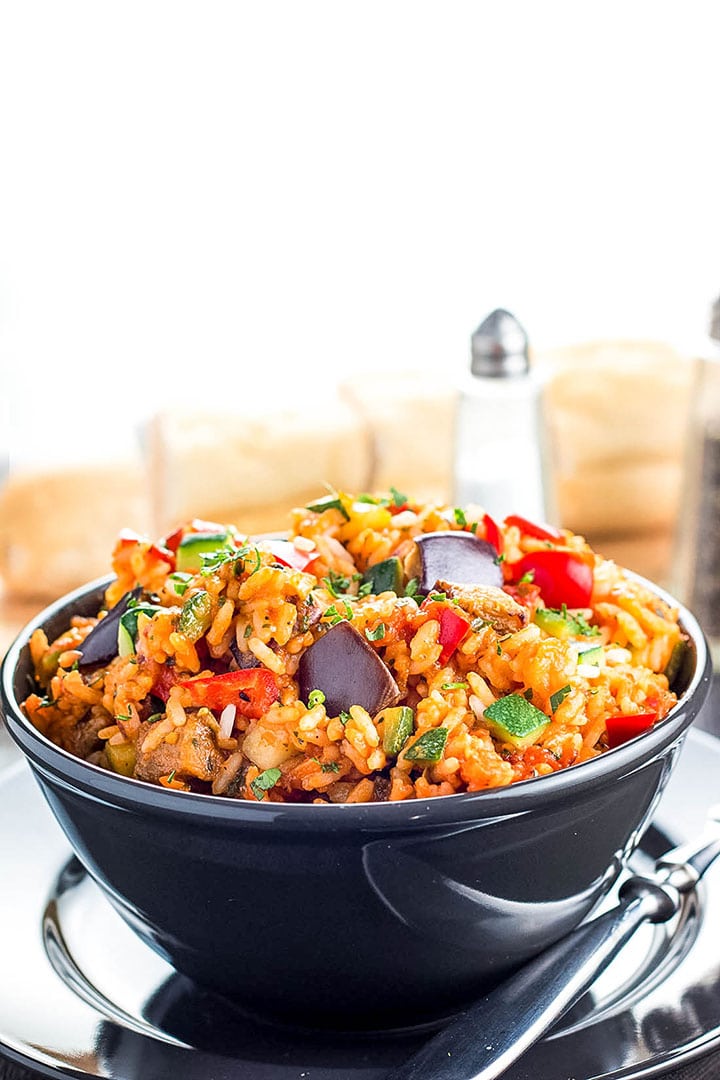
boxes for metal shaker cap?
[471,308,529,377]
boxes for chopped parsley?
[167,770,177,783]
[308,689,326,709]
[339,711,351,725]
[404,577,420,599]
[250,767,282,801]
[357,580,373,598]
[550,684,572,712]
[147,712,164,724]
[319,760,340,774]
[168,572,193,596]
[115,713,132,722]
[519,570,535,584]
[442,681,467,690]
[365,623,387,642]
[427,591,447,603]
[471,617,490,632]
[323,570,352,597]
[453,507,467,527]
[389,485,408,507]
[244,624,253,638]
[322,605,346,626]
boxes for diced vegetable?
[77,588,142,667]
[606,712,657,749]
[297,621,401,716]
[577,644,603,667]
[106,741,137,777]
[482,513,503,554]
[534,606,599,640]
[362,557,403,595]
[178,669,279,718]
[404,727,448,764]
[504,515,563,542]
[178,590,213,642]
[664,640,688,688]
[176,531,235,573]
[437,605,471,664]
[259,539,320,573]
[512,551,593,609]
[380,706,415,755]
[117,602,163,658]
[483,694,550,749]
[415,531,502,593]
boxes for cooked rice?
[22,492,683,802]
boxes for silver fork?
[386,813,720,1080]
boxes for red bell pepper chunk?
[178,669,279,718]
[504,514,563,543]
[482,513,503,554]
[437,605,471,663]
[420,598,471,664]
[117,528,174,567]
[606,712,657,749]
[163,526,184,555]
[511,550,593,609]
[259,539,320,574]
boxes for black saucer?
[2,728,720,1080]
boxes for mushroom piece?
[414,531,502,592]
[297,621,401,717]
[77,588,142,668]
[435,580,527,634]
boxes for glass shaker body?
[454,369,554,523]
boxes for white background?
[1,1,719,462]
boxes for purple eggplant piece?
[414,531,502,592]
[77,588,142,668]
[298,621,401,717]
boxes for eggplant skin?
[415,531,502,592]
[298,621,401,717]
[77,588,142,668]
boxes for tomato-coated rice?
[23,493,682,803]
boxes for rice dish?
[22,491,683,803]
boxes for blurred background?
[1,1,719,631]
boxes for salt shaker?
[673,296,720,661]
[453,308,553,522]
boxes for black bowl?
[0,574,711,1031]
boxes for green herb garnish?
[323,570,352,597]
[442,681,467,690]
[389,486,407,507]
[404,577,420,599]
[550,684,572,712]
[365,623,387,642]
[250,767,282,801]
[454,507,467,527]
[308,689,326,708]
[168,572,193,596]
[339,711,351,725]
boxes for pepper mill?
[673,296,720,662]
[453,308,553,522]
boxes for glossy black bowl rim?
[1,572,712,831]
